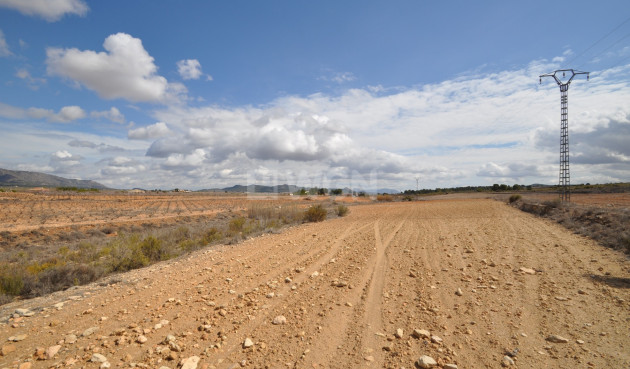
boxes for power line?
[563,16,630,68]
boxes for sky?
[0,1,629,191]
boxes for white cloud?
[49,149,82,173]
[56,105,86,122]
[0,29,11,57]
[100,156,146,176]
[0,102,26,119]
[16,68,47,90]
[0,0,88,21]
[2,53,629,190]
[91,107,125,124]
[143,57,630,189]
[0,103,86,123]
[28,105,85,123]
[476,162,540,181]
[177,59,212,81]
[46,33,176,103]
[163,149,207,168]
[52,150,73,159]
[332,72,356,83]
[128,122,172,140]
[16,163,54,173]
[319,70,356,84]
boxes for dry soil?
[1,199,629,369]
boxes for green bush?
[304,204,327,222]
[140,236,167,262]
[0,273,24,296]
[509,194,522,203]
[336,204,349,217]
[202,227,223,244]
[178,239,200,252]
[228,217,246,234]
[108,235,149,272]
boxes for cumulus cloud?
[163,149,207,168]
[140,56,629,189]
[4,53,628,190]
[100,156,146,176]
[0,102,88,123]
[0,0,88,21]
[535,114,630,165]
[16,68,47,90]
[67,139,125,153]
[476,162,540,180]
[91,107,125,124]
[177,59,211,81]
[56,105,86,122]
[46,33,175,102]
[0,29,11,57]
[49,149,82,173]
[128,122,172,140]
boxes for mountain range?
[0,168,108,189]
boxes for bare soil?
[1,198,628,368]
[0,191,365,250]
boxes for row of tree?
[403,184,533,195]
[295,187,346,196]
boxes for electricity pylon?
[539,69,589,203]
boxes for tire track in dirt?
[1,200,628,369]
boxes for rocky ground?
[1,199,629,369]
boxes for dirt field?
[1,199,628,368]
[0,192,281,233]
[0,191,366,251]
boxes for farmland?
[0,191,628,368]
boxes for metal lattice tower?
[539,69,589,203]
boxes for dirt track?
[1,199,629,368]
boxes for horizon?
[0,1,629,190]
[2,166,626,194]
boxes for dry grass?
[303,204,327,222]
[377,194,393,202]
[515,198,630,254]
[0,200,341,303]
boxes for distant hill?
[202,184,300,193]
[0,168,108,189]
[200,184,399,194]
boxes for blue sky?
[0,0,629,190]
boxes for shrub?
[278,204,302,224]
[201,227,223,244]
[543,198,562,208]
[107,235,149,272]
[178,239,200,252]
[24,264,103,296]
[0,272,23,296]
[377,194,393,202]
[304,204,327,222]
[228,217,246,234]
[140,236,167,262]
[336,204,349,217]
[509,194,522,203]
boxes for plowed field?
[1,199,629,369]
